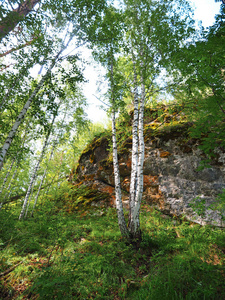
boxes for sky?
[83,0,222,124]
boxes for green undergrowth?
[54,182,111,213]
[0,198,225,300]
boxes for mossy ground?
[0,104,224,299]
[0,193,225,300]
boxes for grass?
[0,198,225,299]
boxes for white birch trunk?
[0,38,72,171]
[30,140,56,216]
[128,50,140,235]
[111,110,129,238]
[25,184,34,218]
[30,166,47,217]
[0,75,51,171]
[19,114,57,220]
[0,159,16,209]
[30,106,69,216]
[0,166,18,209]
[109,56,129,239]
[130,76,145,237]
[0,159,15,196]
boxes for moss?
[73,105,194,179]
[62,183,111,212]
[81,137,103,156]
[152,122,192,141]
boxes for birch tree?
[30,103,69,216]
[0,0,107,175]
[0,36,73,172]
[110,53,130,239]
[87,0,195,244]
[124,0,194,241]
[19,110,58,220]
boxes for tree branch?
[0,37,38,58]
[0,0,40,41]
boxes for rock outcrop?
[71,109,225,227]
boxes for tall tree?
[88,0,195,243]
[0,0,107,172]
[19,109,58,220]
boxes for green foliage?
[173,5,225,158]
[0,0,225,297]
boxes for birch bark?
[0,166,18,210]
[129,75,145,238]
[0,39,71,171]
[30,164,47,217]
[109,56,130,238]
[0,124,29,208]
[30,137,58,216]
[127,49,142,240]
[19,114,57,220]
[111,110,129,238]
[30,106,69,216]
[25,184,34,218]
[0,159,15,198]
[129,50,139,215]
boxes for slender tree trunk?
[129,74,145,240]
[0,74,50,171]
[0,126,29,209]
[109,56,130,239]
[19,114,57,220]
[0,159,15,197]
[25,184,34,218]
[2,177,63,207]
[30,166,47,217]
[128,50,140,238]
[111,109,130,239]
[0,159,16,210]
[31,104,69,216]
[0,40,71,171]
[0,166,18,210]
[30,140,56,216]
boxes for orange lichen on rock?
[101,185,115,195]
[100,185,116,206]
[159,150,171,158]
[126,157,132,169]
[143,175,158,187]
[84,174,95,181]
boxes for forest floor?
[0,197,225,300]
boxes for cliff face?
[72,110,225,227]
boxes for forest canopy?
[0,0,224,235]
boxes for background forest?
[0,0,225,299]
